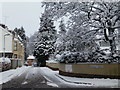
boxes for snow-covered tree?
[87,1,120,56]
[42,2,98,52]
[54,19,67,55]
[27,32,38,55]
[34,10,57,66]
[59,19,66,35]
[14,27,26,43]
[41,2,120,63]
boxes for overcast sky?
[1,2,45,37]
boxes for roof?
[27,55,35,60]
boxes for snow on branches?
[38,1,120,64]
[34,11,57,63]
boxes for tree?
[34,11,57,66]
[59,19,66,35]
[14,27,26,42]
[54,19,67,55]
[42,2,98,52]
[42,2,120,63]
[26,32,39,55]
[87,2,120,56]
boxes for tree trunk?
[108,27,116,56]
[104,28,109,41]
[37,55,49,67]
[109,37,116,56]
[40,60,46,67]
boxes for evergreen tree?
[34,12,57,66]
[14,27,26,42]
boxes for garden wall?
[46,62,59,70]
[11,59,22,69]
[59,63,120,79]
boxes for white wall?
[0,27,2,52]
[0,26,13,53]
[0,3,2,23]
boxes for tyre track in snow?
[2,67,56,89]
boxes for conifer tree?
[34,11,57,66]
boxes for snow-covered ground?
[40,67,119,88]
[0,66,31,84]
[0,66,119,88]
[56,73,119,88]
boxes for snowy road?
[1,67,78,89]
[1,66,119,89]
[1,67,56,89]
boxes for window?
[14,54,17,58]
[14,42,17,51]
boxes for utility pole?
[3,16,9,25]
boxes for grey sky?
[2,2,45,37]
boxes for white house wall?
[0,26,13,53]
[0,27,2,52]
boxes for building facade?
[0,24,13,58]
[12,32,25,64]
[0,24,25,64]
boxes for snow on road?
[40,67,119,88]
[0,66,31,84]
[56,74,119,88]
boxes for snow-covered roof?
[14,38,19,41]
[27,55,35,60]
[18,35,22,41]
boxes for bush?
[58,50,120,64]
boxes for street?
[0,66,119,89]
[1,67,56,89]
[0,1,120,90]
[1,67,77,89]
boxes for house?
[0,24,25,65]
[0,24,13,58]
[12,31,25,65]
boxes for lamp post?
[3,33,10,58]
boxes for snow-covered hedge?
[57,50,120,64]
[46,60,58,63]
